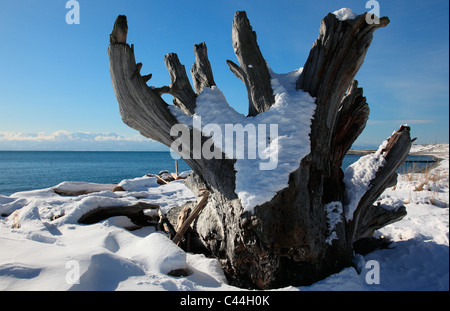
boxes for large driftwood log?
[108,11,412,289]
[78,202,159,225]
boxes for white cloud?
[0,130,167,151]
[0,131,145,142]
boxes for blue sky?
[0,0,448,150]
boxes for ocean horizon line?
[0,146,381,153]
[0,150,171,152]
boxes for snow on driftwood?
[332,8,357,21]
[343,140,388,221]
[170,68,315,212]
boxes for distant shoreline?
[347,150,376,155]
[348,144,448,158]
[347,146,446,174]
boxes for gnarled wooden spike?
[191,42,216,94]
[108,15,177,147]
[110,15,128,44]
[350,125,413,242]
[298,13,390,180]
[228,11,274,117]
[164,53,197,115]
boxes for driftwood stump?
[108,11,412,289]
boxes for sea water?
[0,151,190,196]
[0,151,436,196]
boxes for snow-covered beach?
[0,144,448,291]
